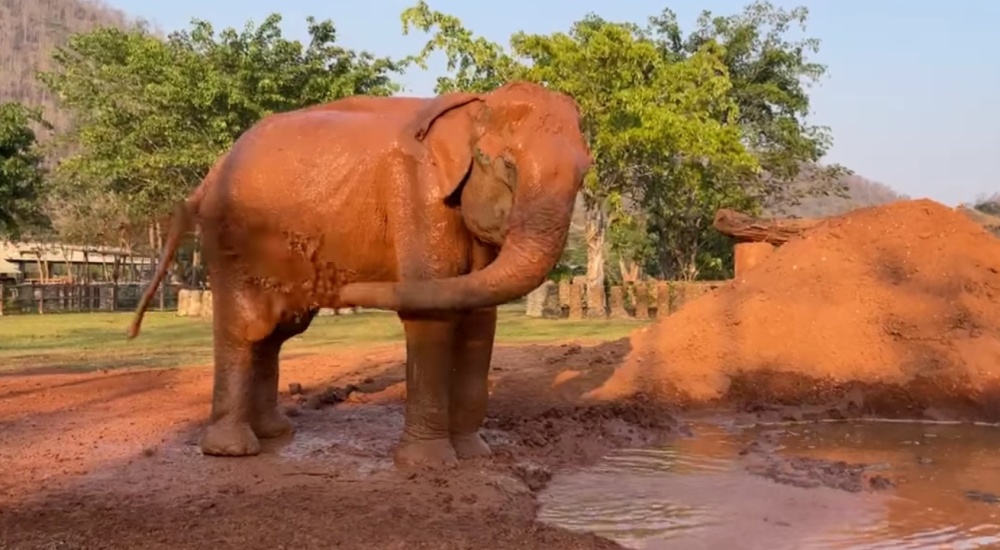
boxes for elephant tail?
[126,160,219,339]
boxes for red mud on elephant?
[125,81,593,469]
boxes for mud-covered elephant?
[127,81,592,468]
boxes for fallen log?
[713,209,824,245]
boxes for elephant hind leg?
[200,285,284,457]
[250,311,316,439]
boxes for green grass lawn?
[0,305,645,373]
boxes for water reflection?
[775,421,1000,549]
[538,420,1000,549]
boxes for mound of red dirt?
[592,199,1000,420]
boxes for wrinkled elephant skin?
[128,82,593,469]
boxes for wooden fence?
[0,282,182,315]
[0,279,723,319]
[525,278,725,320]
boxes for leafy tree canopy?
[401,2,763,279]
[0,102,47,239]
[39,14,407,250]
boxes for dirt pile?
[593,199,1000,420]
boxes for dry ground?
[0,309,672,549]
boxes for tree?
[0,102,48,239]
[41,24,194,249]
[401,3,759,289]
[39,15,407,281]
[168,14,406,151]
[649,1,847,213]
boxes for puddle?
[270,406,399,474]
[538,420,1000,549]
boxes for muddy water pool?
[538,420,1000,549]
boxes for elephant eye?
[499,156,518,191]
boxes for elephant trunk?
[338,169,580,312]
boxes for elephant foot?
[393,437,458,470]
[201,421,261,457]
[252,408,295,439]
[451,432,492,459]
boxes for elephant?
[127,81,592,469]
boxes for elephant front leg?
[396,314,460,469]
[449,307,496,459]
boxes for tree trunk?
[191,228,202,287]
[618,258,641,284]
[155,221,166,310]
[584,201,607,318]
[147,223,157,279]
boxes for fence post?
[586,282,607,319]
[558,280,571,317]
[633,281,650,320]
[608,285,629,319]
[567,280,584,320]
[655,281,670,318]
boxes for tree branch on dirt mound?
[712,208,823,245]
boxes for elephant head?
[338,81,592,312]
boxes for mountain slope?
[0,0,130,134]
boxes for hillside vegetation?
[770,171,906,218]
[0,0,129,136]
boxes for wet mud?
[539,420,1000,549]
[0,340,676,550]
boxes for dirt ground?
[0,339,684,550]
[4,199,997,548]
[592,200,1000,418]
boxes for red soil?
[0,341,674,549]
[593,199,1000,420]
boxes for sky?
[104,0,999,206]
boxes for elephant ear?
[406,92,481,141]
[405,92,484,201]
